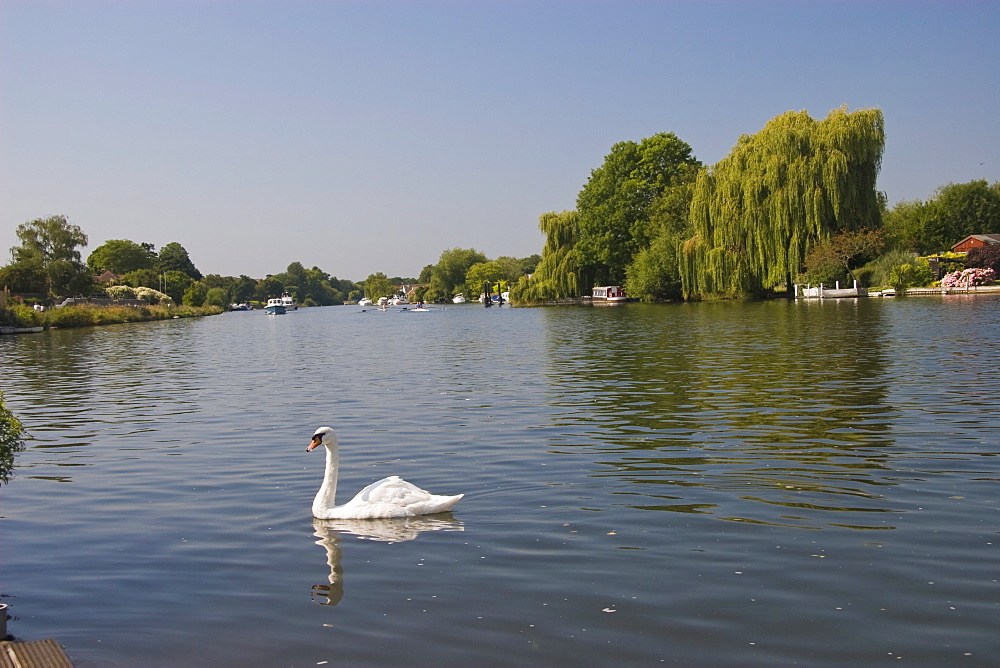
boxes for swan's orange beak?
[307,434,322,452]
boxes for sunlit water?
[1,297,998,666]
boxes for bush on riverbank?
[0,302,223,329]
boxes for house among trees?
[951,234,1000,253]
[93,270,119,285]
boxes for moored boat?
[281,293,297,310]
[452,293,467,304]
[265,298,287,314]
[591,286,627,303]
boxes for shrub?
[1,391,26,485]
[941,267,996,288]
[105,285,137,300]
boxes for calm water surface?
[1,298,998,666]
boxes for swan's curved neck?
[313,441,340,514]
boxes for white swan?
[307,426,464,519]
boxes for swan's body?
[307,426,463,519]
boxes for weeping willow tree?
[510,210,586,304]
[680,106,885,299]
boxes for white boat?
[230,303,251,311]
[452,293,466,304]
[389,294,408,306]
[264,298,286,314]
[591,286,627,303]
[281,293,297,310]
[358,297,373,307]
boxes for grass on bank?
[1,302,224,329]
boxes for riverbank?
[0,303,223,332]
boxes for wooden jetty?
[0,639,73,667]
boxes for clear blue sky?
[2,0,998,281]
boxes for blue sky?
[2,0,998,281]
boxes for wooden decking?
[0,639,73,667]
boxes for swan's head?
[307,426,337,452]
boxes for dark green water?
[2,297,998,666]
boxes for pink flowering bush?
[941,267,996,288]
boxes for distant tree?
[254,276,284,301]
[157,242,202,280]
[8,215,92,297]
[425,248,488,301]
[86,239,156,275]
[182,281,207,306]
[162,270,194,304]
[465,261,505,296]
[284,262,307,291]
[516,254,541,276]
[0,262,46,293]
[363,272,396,300]
[418,264,435,283]
[119,268,161,290]
[884,180,1000,254]
[230,275,258,304]
[204,287,228,308]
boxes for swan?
[306,426,463,519]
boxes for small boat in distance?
[265,298,287,315]
[358,297,373,307]
[281,293,297,310]
[591,286,627,303]
[452,293,467,304]
[230,303,252,311]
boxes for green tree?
[157,242,202,280]
[9,215,92,297]
[363,272,396,300]
[576,132,701,286]
[622,174,699,301]
[86,239,156,275]
[511,210,585,303]
[681,106,885,299]
[425,248,488,301]
[883,199,933,253]
[624,233,684,301]
[182,281,208,306]
[883,180,1000,255]
[230,275,258,304]
[0,262,46,293]
[800,228,885,286]
[204,287,228,308]
[465,261,504,296]
[254,276,285,301]
[1,392,26,485]
[162,270,194,304]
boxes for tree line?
[7,105,999,307]
[512,106,1000,302]
[1,218,540,307]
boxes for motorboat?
[452,293,467,304]
[265,298,287,314]
[230,303,252,311]
[281,293,297,310]
[358,297,373,307]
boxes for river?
[1,296,998,666]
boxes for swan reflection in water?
[311,515,464,605]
